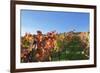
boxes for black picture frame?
[10,0,97,73]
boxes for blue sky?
[21,10,89,36]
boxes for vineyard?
[21,31,90,63]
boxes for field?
[21,31,90,62]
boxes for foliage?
[51,34,89,61]
[21,32,90,62]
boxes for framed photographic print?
[10,0,97,72]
